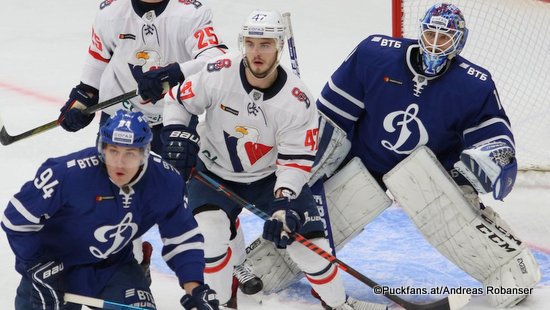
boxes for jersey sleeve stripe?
[318,96,358,121]
[277,154,316,161]
[328,78,365,109]
[88,48,110,63]
[276,162,312,172]
[1,216,43,232]
[163,241,204,261]
[162,227,202,246]
[472,135,515,149]
[10,197,41,224]
[463,117,512,136]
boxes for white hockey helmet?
[239,10,286,55]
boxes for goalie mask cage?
[392,0,550,172]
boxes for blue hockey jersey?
[317,35,514,180]
[2,147,204,296]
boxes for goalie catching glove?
[454,141,517,200]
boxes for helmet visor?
[100,143,149,168]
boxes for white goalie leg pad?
[287,237,346,307]
[324,157,392,250]
[245,237,303,293]
[246,157,392,293]
[383,146,540,307]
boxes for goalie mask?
[418,3,468,76]
[239,10,286,63]
[98,110,152,167]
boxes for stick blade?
[0,115,14,146]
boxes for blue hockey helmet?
[418,3,468,76]
[97,110,152,165]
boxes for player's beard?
[245,55,278,79]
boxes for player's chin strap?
[192,169,468,310]
[0,90,138,146]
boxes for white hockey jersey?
[81,0,226,125]
[163,53,319,196]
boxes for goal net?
[392,0,550,171]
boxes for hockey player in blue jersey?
[2,110,219,310]
[311,3,540,308]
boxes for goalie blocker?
[383,146,540,308]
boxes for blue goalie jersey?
[317,35,514,180]
[2,147,204,296]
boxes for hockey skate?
[312,289,387,310]
[233,260,263,295]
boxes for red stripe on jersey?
[88,48,109,63]
[277,162,312,172]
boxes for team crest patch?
[207,59,232,72]
[252,90,263,101]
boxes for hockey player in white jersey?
[308,3,540,308]
[57,0,227,152]
[161,9,386,310]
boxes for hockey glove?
[180,284,219,310]
[161,124,200,181]
[263,197,302,249]
[138,62,184,103]
[27,260,65,310]
[454,141,517,201]
[58,82,98,132]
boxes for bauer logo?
[112,130,134,145]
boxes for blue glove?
[161,124,200,181]
[180,284,219,310]
[27,261,65,310]
[138,62,184,103]
[58,83,98,132]
[262,197,302,249]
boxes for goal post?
[392,0,550,172]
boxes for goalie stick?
[64,293,147,310]
[0,89,138,146]
[192,170,467,310]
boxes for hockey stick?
[282,12,300,77]
[64,293,147,310]
[192,169,468,310]
[0,89,138,146]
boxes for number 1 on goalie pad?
[383,146,540,308]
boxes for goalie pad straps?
[383,146,540,308]
[246,157,392,293]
